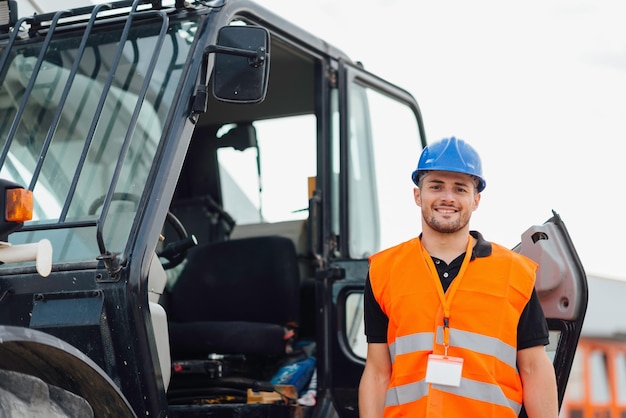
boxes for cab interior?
[148,31,323,408]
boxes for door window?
[219,115,317,225]
[346,84,422,258]
[589,349,611,403]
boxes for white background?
[252,0,626,280]
[18,0,626,279]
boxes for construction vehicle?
[0,0,588,416]
[558,275,626,417]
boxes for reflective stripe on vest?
[389,332,434,361]
[386,378,522,415]
[386,327,519,414]
[435,326,517,370]
[389,325,516,370]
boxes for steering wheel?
[87,192,141,215]
[89,193,195,269]
[157,211,197,270]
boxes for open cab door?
[323,58,587,417]
[515,211,588,416]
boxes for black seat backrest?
[169,235,300,327]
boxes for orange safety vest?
[368,236,537,417]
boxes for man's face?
[414,171,481,234]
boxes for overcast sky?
[254,0,626,280]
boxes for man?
[358,137,558,417]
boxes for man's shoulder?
[371,237,420,261]
[471,230,536,266]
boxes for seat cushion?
[167,236,301,358]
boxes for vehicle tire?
[0,369,94,418]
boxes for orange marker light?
[6,188,33,223]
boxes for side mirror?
[209,25,270,104]
[0,1,18,33]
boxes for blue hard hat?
[411,137,486,192]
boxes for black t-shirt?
[364,231,549,350]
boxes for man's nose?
[440,188,455,201]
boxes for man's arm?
[517,345,558,418]
[359,342,391,418]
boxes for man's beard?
[423,213,469,234]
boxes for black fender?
[0,325,136,417]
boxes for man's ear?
[414,187,422,208]
[473,192,481,211]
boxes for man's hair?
[417,171,481,193]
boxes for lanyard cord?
[419,236,473,356]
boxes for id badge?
[425,354,463,387]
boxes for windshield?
[0,13,198,264]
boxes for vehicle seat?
[167,235,301,358]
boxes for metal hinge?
[326,67,338,89]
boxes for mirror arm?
[205,44,267,68]
[191,49,211,118]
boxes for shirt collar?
[417,230,492,261]
[469,230,492,260]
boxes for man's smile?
[435,207,458,215]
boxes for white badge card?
[425,354,464,387]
